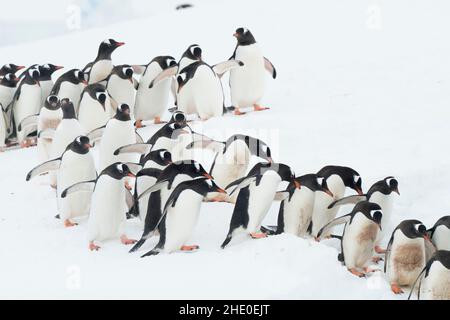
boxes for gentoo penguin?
[221,162,299,248]
[229,27,276,115]
[129,161,212,253]
[50,69,87,114]
[408,250,450,300]
[428,216,450,250]
[48,99,85,187]
[61,162,136,250]
[106,65,136,116]
[141,178,226,257]
[385,219,431,294]
[36,95,62,162]
[273,174,333,237]
[317,201,383,277]
[98,104,137,178]
[175,60,243,120]
[140,148,172,170]
[0,73,20,140]
[26,136,96,227]
[13,68,41,146]
[37,64,63,107]
[186,133,273,203]
[87,39,125,84]
[328,176,400,253]
[0,64,25,77]
[309,165,363,238]
[134,56,177,126]
[78,83,113,133]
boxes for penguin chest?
[38,108,62,132]
[78,94,112,133]
[432,225,450,250]
[230,44,265,107]
[246,174,281,232]
[311,191,335,237]
[15,84,41,139]
[369,192,393,229]
[389,233,426,285]
[107,75,136,110]
[421,262,450,300]
[163,191,203,253]
[0,85,15,108]
[51,120,84,158]
[135,175,158,222]
[99,120,136,170]
[89,177,126,241]
[282,188,315,236]
[58,82,83,108]
[89,60,112,83]
[343,216,378,268]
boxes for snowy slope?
[1,0,450,299]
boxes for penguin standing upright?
[134,56,177,126]
[328,176,400,253]
[13,68,41,146]
[87,39,125,84]
[106,65,136,116]
[49,99,85,187]
[140,148,173,170]
[26,136,96,227]
[428,216,450,250]
[37,95,63,162]
[310,165,363,238]
[187,134,273,203]
[141,178,226,257]
[61,162,137,250]
[37,64,63,107]
[229,27,276,115]
[50,69,87,114]
[317,201,383,277]
[274,174,333,237]
[385,219,431,294]
[409,250,450,300]
[0,73,20,143]
[221,162,299,248]
[78,83,113,133]
[0,64,25,77]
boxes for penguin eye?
[122,67,133,77]
[174,112,185,122]
[74,70,80,78]
[47,95,58,104]
[178,73,187,82]
[190,46,199,55]
[96,92,106,102]
[163,151,171,159]
[416,224,426,234]
[6,64,11,69]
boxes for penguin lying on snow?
[408,250,450,300]
[317,201,383,277]
[221,162,299,248]
[26,136,97,227]
[328,176,400,253]
[186,133,273,203]
[87,39,125,84]
[141,178,226,257]
[428,216,450,251]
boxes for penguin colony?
[1,27,448,299]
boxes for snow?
[1,0,450,299]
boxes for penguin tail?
[260,225,278,236]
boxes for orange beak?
[293,180,301,189]
[203,173,213,180]
[127,173,136,178]
[82,80,88,85]
[233,32,238,37]
[55,65,64,70]
[356,187,364,195]
[116,42,125,47]
[324,188,333,197]
[17,65,26,70]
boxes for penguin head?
[28,68,41,85]
[73,69,87,84]
[0,63,25,75]
[352,201,383,229]
[71,136,92,154]
[233,27,256,45]
[196,178,227,196]
[95,91,107,109]
[152,56,178,71]
[169,111,189,130]
[263,162,299,187]
[0,73,20,87]
[115,103,131,121]
[182,44,202,61]
[177,160,213,180]
[318,165,363,195]
[112,65,134,82]
[39,64,63,79]
[239,135,273,163]
[297,174,333,196]
[384,176,400,195]
[176,71,189,93]
[98,39,125,58]
[60,98,76,119]
[397,219,429,240]
[145,149,172,167]
[103,162,135,180]
[44,95,60,111]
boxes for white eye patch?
[190,45,200,54]
[354,175,360,183]
[178,73,187,82]
[386,177,395,185]
[76,136,82,144]
[6,64,11,69]
[116,164,124,173]
[317,177,324,185]
[5,74,12,81]
[43,64,50,69]
[194,162,200,172]
[103,39,111,45]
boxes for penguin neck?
[114,113,131,121]
[62,107,76,119]
[0,79,17,88]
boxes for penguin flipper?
[131,65,146,75]
[135,131,144,143]
[87,125,106,145]
[212,60,244,77]
[25,158,61,181]
[408,267,427,300]
[317,213,352,240]
[17,114,39,133]
[61,180,96,198]
[264,57,277,79]
[114,143,151,156]
[225,175,259,196]
[328,195,367,209]
[186,136,225,153]
[136,180,170,201]
[149,65,178,89]
[125,188,134,211]
[38,128,56,139]
[274,191,289,201]
[384,233,396,273]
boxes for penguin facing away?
[50,69,87,114]
[87,39,125,84]
[408,250,450,300]
[317,201,383,277]
[229,27,276,115]
[106,65,136,116]
[37,95,63,162]
[428,216,450,251]
[141,178,226,257]
[26,136,97,227]
[37,64,64,107]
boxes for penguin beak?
[216,187,227,194]
[233,32,238,38]
[266,156,273,163]
[293,180,301,189]
[84,143,92,149]
[116,42,125,47]
[17,65,25,71]
[393,187,400,195]
[55,65,64,70]
[82,80,88,85]
[203,173,213,180]
[323,187,333,197]
[355,187,364,195]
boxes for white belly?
[57,150,96,220]
[282,188,315,237]
[78,94,113,133]
[88,176,126,241]
[14,84,41,141]
[420,262,450,300]
[37,108,62,162]
[89,60,112,84]
[58,82,84,114]
[107,75,136,114]
[369,192,393,242]
[230,44,266,108]
[163,191,203,253]
[432,225,450,250]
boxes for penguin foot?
[253,104,270,112]
[64,219,78,227]
[20,138,35,148]
[391,283,404,294]
[134,120,144,128]
[180,245,199,251]
[120,235,137,245]
[349,268,366,278]
[141,249,160,258]
[129,238,146,253]
[89,242,101,251]
[363,267,379,273]
[50,184,57,189]
[250,232,267,239]
[371,256,383,264]
[375,246,386,254]
[234,108,246,116]
[154,117,166,124]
